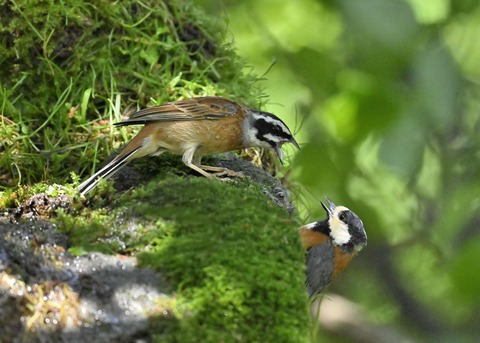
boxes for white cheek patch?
[244,126,270,149]
[243,124,258,146]
[328,206,351,246]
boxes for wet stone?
[0,218,170,343]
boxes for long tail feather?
[78,148,140,196]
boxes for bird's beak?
[321,197,336,217]
[275,138,300,164]
[275,145,285,165]
[290,137,300,150]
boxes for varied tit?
[298,197,367,298]
[78,96,299,195]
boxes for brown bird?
[78,96,299,195]
[298,198,367,298]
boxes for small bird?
[298,197,367,298]
[78,96,299,195]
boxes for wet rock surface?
[7,194,71,223]
[0,219,169,343]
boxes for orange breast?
[298,227,330,249]
[332,246,354,278]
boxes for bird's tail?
[77,148,140,196]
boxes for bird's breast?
[332,246,355,278]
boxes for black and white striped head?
[321,197,367,253]
[244,110,300,163]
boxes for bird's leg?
[194,154,244,178]
[184,162,216,179]
[182,149,244,179]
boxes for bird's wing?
[115,97,240,126]
[298,225,333,296]
[305,242,335,297]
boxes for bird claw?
[212,169,245,179]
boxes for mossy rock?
[0,166,311,342]
[62,156,310,341]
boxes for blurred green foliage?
[197,0,480,341]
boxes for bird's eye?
[339,213,346,221]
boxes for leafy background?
[196,0,480,341]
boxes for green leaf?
[449,237,480,304]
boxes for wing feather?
[115,97,240,126]
[305,242,334,297]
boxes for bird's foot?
[202,166,245,179]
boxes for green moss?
[0,0,262,188]
[132,177,310,342]
[0,181,76,209]
[54,175,311,341]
